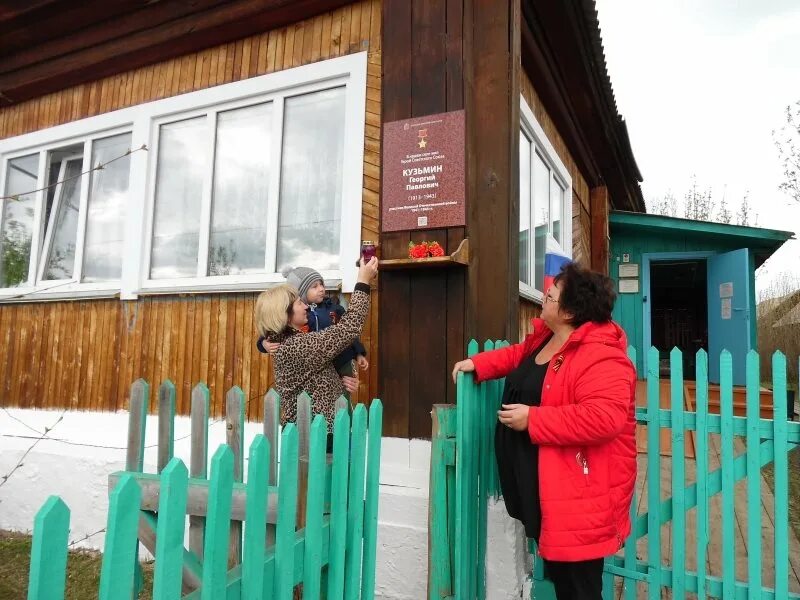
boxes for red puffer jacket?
[471,318,637,562]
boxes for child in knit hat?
[257,266,368,398]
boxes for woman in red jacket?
[452,263,636,600]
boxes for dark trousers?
[543,557,604,600]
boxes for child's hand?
[341,375,359,393]
[263,341,281,354]
[356,355,369,371]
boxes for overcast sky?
[595,0,800,296]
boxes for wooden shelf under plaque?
[378,238,469,270]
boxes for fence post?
[157,380,176,473]
[429,405,454,600]
[695,349,709,600]
[152,458,189,600]
[670,348,686,598]
[263,389,280,548]
[772,352,789,599]
[27,497,70,600]
[201,446,234,600]
[302,416,328,600]
[226,386,245,568]
[719,350,736,599]
[189,383,210,560]
[296,392,313,529]
[361,400,384,600]
[646,346,662,599]
[745,350,762,597]
[327,410,351,600]
[345,404,368,600]
[275,424,299,600]
[126,379,149,599]
[99,476,142,600]
[243,435,270,600]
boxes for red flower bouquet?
[408,241,446,259]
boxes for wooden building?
[0,0,644,439]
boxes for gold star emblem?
[418,138,427,148]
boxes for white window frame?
[0,52,367,302]
[519,94,573,303]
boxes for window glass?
[519,135,532,285]
[276,87,346,273]
[150,117,207,279]
[209,103,272,276]
[1,154,40,287]
[83,133,132,282]
[43,158,82,280]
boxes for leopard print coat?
[267,283,371,425]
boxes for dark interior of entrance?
[650,260,708,379]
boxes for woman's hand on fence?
[357,256,379,285]
[498,404,529,432]
[451,359,475,383]
[342,375,359,393]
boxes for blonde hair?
[255,284,298,336]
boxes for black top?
[494,335,551,540]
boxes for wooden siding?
[0,0,382,415]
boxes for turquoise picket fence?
[25,380,383,600]
[429,341,800,599]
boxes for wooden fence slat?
[345,403,368,600]
[126,379,149,472]
[201,445,234,600]
[226,386,245,567]
[157,380,176,473]
[361,399,383,600]
[302,416,328,600]
[152,458,189,600]
[623,490,638,600]
[126,378,149,596]
[670,348,686,598]
[719,350,736,599]
[297,391,312,528]
[264,389,280,484]
[327,410,351,599]
[772,352,789,599]
[99,476,141,600]
[695,350,709,600]
[428,405,452,600]
[646,346,662,600]
[275,424,299,600]
[264,388,280,548]
[243,435,270,600]
[476,340,494,600]
[189,383,210,559]
[745,350,762,597]
[27,496,70,600]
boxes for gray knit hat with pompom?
[284,266,323,302]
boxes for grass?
[762,446,800,544]
[0,531,153,600]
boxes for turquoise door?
[707,248,751,385]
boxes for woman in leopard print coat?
[255,258,378,425]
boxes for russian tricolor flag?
[543,252,571,293]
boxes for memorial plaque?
[381,110,465,232]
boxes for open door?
[707,248,751,385]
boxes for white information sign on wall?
[721,297,732,319]
[619,263,639,278]
[720,282,734,298]
[619,279,639,294]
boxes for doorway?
[649,259,708,379]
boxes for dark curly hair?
[552,262,617,327]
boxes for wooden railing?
[429,343,800,599]
[25,380,384,600]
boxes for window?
[519,95,572,301]
[0,132,133,293]
[0,52,367,300]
